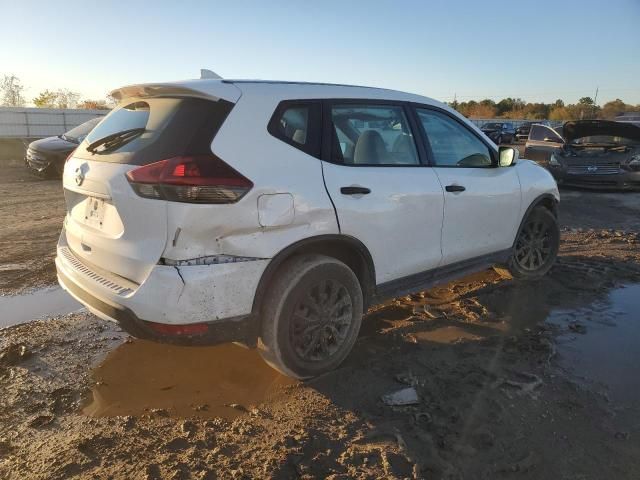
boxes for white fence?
[0,107,109,138]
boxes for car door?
[321,101,444,285]
[524,124,565,164]
[413,106,522,266]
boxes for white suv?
[56,78,560,378]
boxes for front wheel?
[506,206,559,280]
[258,254,363,379]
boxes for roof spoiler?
[110,77,240,104]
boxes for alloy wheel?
[290,279,353,362]
[515,219,553,271]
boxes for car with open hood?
[525,120,640,190]
[25,117,103,177]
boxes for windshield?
[571,135,640,146]
[482,123,501,129]
[61,117,102,144]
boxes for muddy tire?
[258,254,364,379]
[507,206,559,280]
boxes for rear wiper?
[86,128,145,154]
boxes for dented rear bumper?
[55,237,269,345]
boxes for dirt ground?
[0,160,65,295]
[2,160,640,479]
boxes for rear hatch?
[63,85,239,284]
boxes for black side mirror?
[498,146,518,167]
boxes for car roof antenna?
[200,69,222,80]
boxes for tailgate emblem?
[587,165,598,173]
[74,167,85,186]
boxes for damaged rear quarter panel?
[175,259,270,321]
[161,88,339,262]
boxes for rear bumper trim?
[57,265,257,346]
[58,245,137,296]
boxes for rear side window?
[76,97,234,165]
[268,101,321,158]
[330,104,419,166]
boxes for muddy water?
[83,340,295,420]
[0,287,83,328]
[549,283,640,407]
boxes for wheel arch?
[512,193,559,247]
[251,234,376,317]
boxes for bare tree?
[0,74,26,106]
[55,89,80,109]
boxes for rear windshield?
[76,97,234,165]
[85,102,149,145]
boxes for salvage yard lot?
[2,157,640,479]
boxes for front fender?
[513,160,560,244]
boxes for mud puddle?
[82,339,295,420]
[549,283,640,408]
[0,286,82,328]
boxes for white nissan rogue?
[56,77,560,378]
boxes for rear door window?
[329,104,419,166]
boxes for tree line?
[0,74,112,110]
[449,96,640,121]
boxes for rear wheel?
[258,254,363,379]
[506,206,559,279]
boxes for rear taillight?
[125,155,253,204]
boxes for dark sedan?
[25,117,102,177]
[480,122,515,144]
[525,120,640,190]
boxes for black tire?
[258,254,363,379]
[506,207,559,280]
[496,135,502,145]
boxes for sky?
[1,0,639,106]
